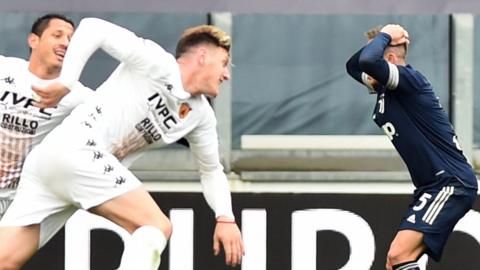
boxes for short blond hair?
[175,25,231,58]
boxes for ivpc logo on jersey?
[147,92,178,130]
[0,90,53,118]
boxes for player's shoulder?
[142,39,176,63]
[201,96,217,124]
[199,95,215,113]
[188,94,216,125]
[399,64,431,89]
[0,55,28,68]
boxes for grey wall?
[231,15,449,147]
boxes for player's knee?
[118,225,169,270]
[387,243,407,266]
[385,257,393,270]
[121,210,172,237]
[140,214,172,239]
[157,218,172,239]
[132,225,168,242]
[387,238,424,267]
[387,229,425,267]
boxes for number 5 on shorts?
[413,193,432,211]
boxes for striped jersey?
[0,55,91,188]
[346,32,478,190]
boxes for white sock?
[393,261,420,270]
[118,226,168,270]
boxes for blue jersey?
[346,32,477,190]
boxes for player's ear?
[386,53,396,64]
[197,46,208,65]
[28,33,39,51]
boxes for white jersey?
[55,18,234,219]
[70,66,216,160]
[0,55,91,189]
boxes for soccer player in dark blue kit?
[346,24,478,270]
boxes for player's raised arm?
[357,32,392,86]
[346,47,365,83]
[33,17,177,108]
[358,24,409,91]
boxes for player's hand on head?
[32,82,70,109]
[213,218,244,267]
[392,29,409,46]
[381,24,409,46]
[380,24,402,37]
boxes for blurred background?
[2,0,480,269]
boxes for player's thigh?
[0,224,40,268]
[88,186,170,235]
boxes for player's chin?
[206,88,219,98]
[52,59,63,69]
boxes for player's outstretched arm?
[34,17,177,108]
[213,218,244,267]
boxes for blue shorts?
[399,180,477,261]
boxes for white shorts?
[0,189,77,248]
[0,126,142,234]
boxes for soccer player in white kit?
[0,17,244,269]
[0,12,91,255]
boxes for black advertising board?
[24,192,480,270]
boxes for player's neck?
[388,59,406,67]
[178,60,200,96]
[28,60,60,80]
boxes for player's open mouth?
[55,50,65,60]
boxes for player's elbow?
[345,58,356,77]
[358,57,382,80]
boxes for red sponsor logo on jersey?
[179,102,191,119]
